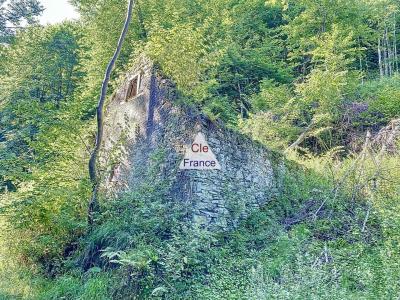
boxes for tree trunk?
[385,26,392,76]
[383,30,389,76]
[358,37,364,84]
[394,14,398,73]
[88,0,135,226]
[378,37,383,78]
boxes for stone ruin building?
[99,56,285,230]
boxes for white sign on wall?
[179,132,221,170]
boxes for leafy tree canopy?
[0,0,43,43]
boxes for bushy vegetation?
[1,0,400,299]
[5,150,399,299]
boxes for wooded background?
[0,0,400,298]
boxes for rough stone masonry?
[99,56,285,230]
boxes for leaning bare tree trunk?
[88,0,135,226]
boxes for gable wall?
[100,58,284,230]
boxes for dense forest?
[0,0,400,299]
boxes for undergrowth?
[20,149,399,299]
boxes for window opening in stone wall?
[126,76,139,100]
[125,70,145,101]
[110,163,122,183]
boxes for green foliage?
[76,170,219,298]
[1,0,400,299]
[146,23,211,91]
[0,22,90,274]
[0,0,44,43]
[26,150,400,299]
[359,76,400,123]
[38,273,112,300]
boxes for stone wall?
[100,57,284,230]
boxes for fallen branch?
[285,121,315,153]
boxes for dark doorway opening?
[126,76,139,100]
